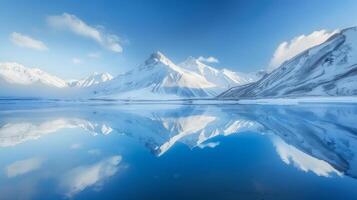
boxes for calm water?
[0,101,357,200]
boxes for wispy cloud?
[197,56,219,63]
[10,32,48,51]
[268,29,338,72]
[5,157,44,177]
[47,13,123,53]
[88,52,101,59]
[72,58,82,64]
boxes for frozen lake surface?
[0,101,357,199]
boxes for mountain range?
[0,52,259,99]
[2,27,357,100]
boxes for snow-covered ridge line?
[0,62,112,88]
[0,62,67,87]
[1,51,259,99]
[89,51,261,99]
[219,27,357,99]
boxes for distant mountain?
[68,72,113,88]
[91,52,256,99]
[0,62,115,97]
[0,62,70,97]
[0,52,256,99]
[219,27,357,99]
[0,62,67,88]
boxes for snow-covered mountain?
[0,62,70,97]
[0,52,255,99]
[68,72,113,88]
[0,62,114,97]
[178,56,258,88]
[0,62,67,88]
[91,52,255,99]
[89,52,214,99]
[219,27,357,99]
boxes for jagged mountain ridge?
[178,56,258,89]
[0,62,67,88]
[219,27,357,99]
[68,72,113,88]
[0,52,255,99]
[89,51,256,99]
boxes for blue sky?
[0,0,356,79]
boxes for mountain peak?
[145,51,173,66]
[151,51,165,59]
[179,56,216,74]
[182,56,203,65]
[68,72,113,88]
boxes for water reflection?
[0,103,357,199]
[60,155,122,197]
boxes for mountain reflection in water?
[0,103,357,199]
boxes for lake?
[0,101,357,200]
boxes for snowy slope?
[91,52,258,99]
[0,62,71,97]
[0,62,67,88]
[178,56,258,88]
[0,63,115,97]
[91,52,219,99]
[68,72,113,88]
[219,27,357,99]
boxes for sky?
[0,0,357,79]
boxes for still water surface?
[0,102,357,200]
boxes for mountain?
[0,62,115,97]
[91,52,256,99]
[0,62,70,97]
[90,52,217,99]
[178,56,258,88]
[68,72,113,88]
[0,62,67,88]
[0,52,255,99]
[219,27,357,99]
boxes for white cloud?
[88,52,101,59]
[60,155,122,197]
[197,56,219,63]
[10,32,48,51]
[268,29,338,72]
[72,58,82,64]
[6,157,43,177]
[47,13,123,53]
